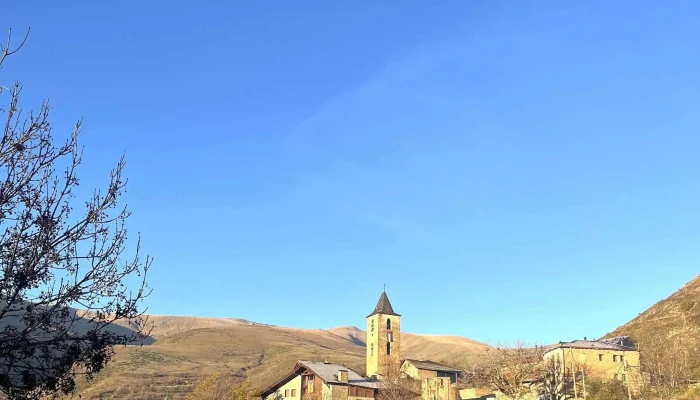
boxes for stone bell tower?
[366,289,401,379]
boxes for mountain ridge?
[77,315,487,399]
[69,272,700,399]
[605,273,700,341]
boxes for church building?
[366,290,401,379]
[260,290,462,400]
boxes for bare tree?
[539,354,585,400]
[638,323,700,399]
[468,342,544,400]
[540,354,569,400]
[0,29,151,399]
[376,362,421,400]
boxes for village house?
[260,360,378,400]
[542,337,641,390]
[261,290,464,400]
[451,337,641,400]
[401,359,461,383]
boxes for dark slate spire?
[367,290,400,318]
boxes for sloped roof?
[298,361,378,389]
[599,336,634,347]
[547,339,636,352]
[367,291,400,317]
[403,359,461,374]
[260,360,377,396]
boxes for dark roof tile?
[402,359,461,374]
[367,291,400,317]
[547,339,636,352]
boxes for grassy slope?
[73,274,700,399]
[605,274,700,340]
[603,274,700,382]
[75,318,488,400]
[327,326,487,365]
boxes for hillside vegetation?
[327,326,486,365]
[605,274,700,386]
[70,275,700,399]
[75,317,488,399]
[606,274,700,340]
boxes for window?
[371,320,374,334]
[370,343,374,356]
[285,390,290,397]
[291,390,297,397]
[620,355,625,363]
[307,375,315,393]
[387,342,391,355]
[599,354,604,361]
[388,332,393,342]
[437,372,457,384]
[387,318,392,330]
[613,355,618,362]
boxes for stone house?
[260,360,377,400]
[543,338,640,384]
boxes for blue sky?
[2,1,699,345]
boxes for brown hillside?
[138,315,270,338]
[327,326,487,364]
[605,274,700,341]
[75,317,486,400]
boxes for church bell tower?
[366,289,401,379]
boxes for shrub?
[586,380,628,400]
[187,374,258,400]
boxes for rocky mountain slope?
[605,274,700,341]
[75,316,488,400]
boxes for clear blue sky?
[3,1,699,345]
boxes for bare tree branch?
[637,322,700,399]
[463,342,544,400]
[0,28,152,400]
[376,363,421,400]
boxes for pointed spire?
[367,290,400,318]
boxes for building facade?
[543,339,641,388]
[401,359,461,383]
[260,361,378,400]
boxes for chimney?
[338,370,348,383]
